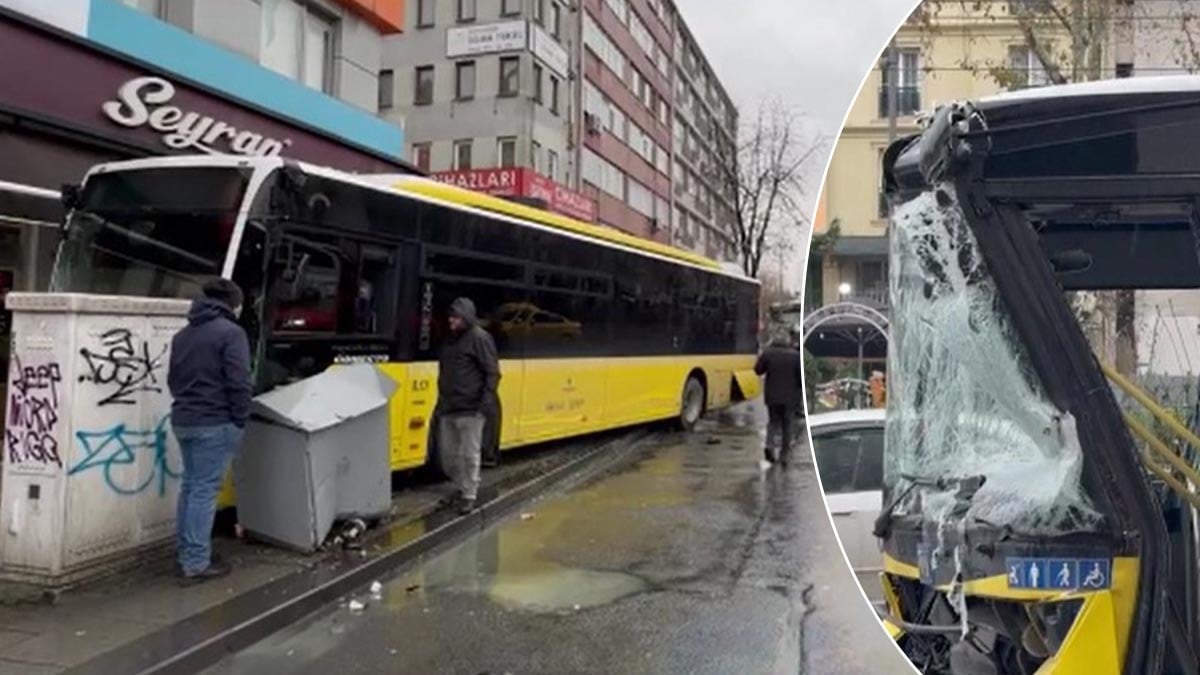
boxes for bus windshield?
[885,184,1103,536]
[52,166,252,299]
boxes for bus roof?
[81,155,748,280]
[387,175,722,271]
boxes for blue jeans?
[173,423,242,575]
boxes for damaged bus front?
[878,79,1200,674]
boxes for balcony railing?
[877,86,920,118]
[840,286,889,309]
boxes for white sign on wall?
[101,76,293,157]
[446,20,527,58]
[531,26,569,78]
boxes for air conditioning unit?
[584,113,601,135]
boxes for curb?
[65,429,652,675]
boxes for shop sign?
[102,76,292,157]
[432,168,597,223]
[446,20,527,58]
[531,26,568,78]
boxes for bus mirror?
[61,184,81,211]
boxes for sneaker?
[758,460,773,472]
[458,498,477,515]
[177,559,232,587]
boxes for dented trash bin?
[235,365,396,553]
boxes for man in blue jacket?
[168,279,252,585]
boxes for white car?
[809,408,886,606]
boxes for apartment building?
[382,0,594,221]
[670,12,737,262]
[814,4,1056,312]
[382,0,738,261]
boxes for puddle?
[486,566,647,612]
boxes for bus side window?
[355,243,397,335]
[270,233,342,334]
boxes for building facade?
[814,5,1061,312]
[0,0,413,427]
[670,11,737,262]
[381,0,738,262]
[381,0,594,220]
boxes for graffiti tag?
[78,329,167,406]
[68,417,179,497]
[5,356,63,467]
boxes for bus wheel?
[679,376,706,431]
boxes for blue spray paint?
[69,416,180,497]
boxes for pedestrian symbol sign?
[1005,557,1111,590]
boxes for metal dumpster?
[235,365,395,553]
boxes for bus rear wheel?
[678,376,706,431]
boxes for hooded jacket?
[437,298,501,415]
[754,338,804,408]
[168,297,253,428]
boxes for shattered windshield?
[52,167,249,299]
[885,185,1103,535]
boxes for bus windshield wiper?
[873,473,987,540]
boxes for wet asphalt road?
[204,406,912,674]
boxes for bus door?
[255,227,402,390]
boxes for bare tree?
[711,99,826,279]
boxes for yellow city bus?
[51,155,762,481]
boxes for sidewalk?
[0,432,629,675]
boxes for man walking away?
[438,297,501,514]
[755,327,804,467]
[169,279,252,585]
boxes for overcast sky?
[678,0,919,284]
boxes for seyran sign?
[102,76,293,157]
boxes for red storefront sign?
[432,168,597,223]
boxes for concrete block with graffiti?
[1,293,189,586]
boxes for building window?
[414,65,434,105]
[549,76,560,114]
[457,0,476,23]
[534,0,545,25]
[456,61,476,101]
[378,69,394,110]
[260,0,336,93]
[533,63,544,103]
[531,141,542,172]
[499,57,520,97]
[413,143,432,172]
[416,0,434,27]
[1007,45,1050,89]
[550,2,561,38]
[454,140,473,170]
[878,48,920,117]
[547,150,559,180]
[498,137,517,168]
[502,0,521,16]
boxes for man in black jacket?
[438,297,501,514]
[168,279,252,585]
[754,328,804,466]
